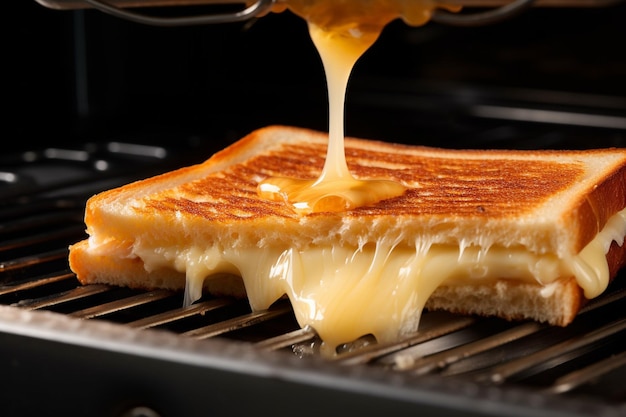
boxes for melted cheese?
[569,208,626,298]
[128,207,626,351]
[259,1,461,213]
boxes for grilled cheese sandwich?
[69,125,626,350]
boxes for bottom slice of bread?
[424,279,582,327]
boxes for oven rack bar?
[2,265,626,404]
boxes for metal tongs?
[35,0,622,27]
[36,0,276,25]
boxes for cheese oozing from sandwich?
[121,206,626,351]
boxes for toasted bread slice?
[69,125,626,347]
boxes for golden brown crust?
[80,125,626,257]
[572,167,626,253]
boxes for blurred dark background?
[9,0,626,152]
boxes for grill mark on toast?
[136,142,585,221]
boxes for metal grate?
[1,111,626,415]
[1,180,626,411]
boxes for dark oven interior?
[4,1,626,416]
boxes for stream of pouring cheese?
[259,0,460,213]
[257,22,406,213]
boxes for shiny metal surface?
[35,0,623,9]
[34,0,625,27]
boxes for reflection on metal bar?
[43,148,90,162]
[401,322,546,375]
[333,316,477,366]
[181,303,292,339]
[77,0,274,26]
[485,317,626,384]
[546,349,626,394]
[14,284,111,310]
[255,326,317,351]
[35,0,625,10]
[70,289,174,319]
[0,249,70,275]
[37,0,255,9]
[471,105,626,129]
[0,273,75,297]
[128,298,236,329]
[432,0,536,26]
[107,142,168,159]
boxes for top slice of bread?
[81,125,626,260]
